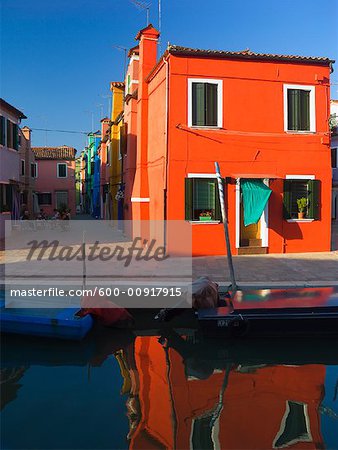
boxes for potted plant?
[199,211,213,221]
[1,206,11,215]
[296,197,308,219]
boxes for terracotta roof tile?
[168,45,334,66]
[110,81,125,89]
[32,146,76,160]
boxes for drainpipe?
[163,55,169,250]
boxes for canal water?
[1,330,338,450]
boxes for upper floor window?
[332,148,337,168]
[57,163,67,178]
[188,79,222,128]
[0,116,19,150]
[31,162,37,178]
[284,84,315,132]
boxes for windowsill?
[189,126,222,130]
[7,147,19,152]
[286,219,314,223]
[189,220,221,225]
[1,212,11,215]
[285,130,316,134]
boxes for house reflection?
[118,336,326,450]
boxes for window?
[185,177,221,221]
[0,116,6,145]
[57,163,67,178]
[332,148,337,168]
[21,160,25,176]
[283,178,320,220]
[284,84,315,132]
[188,79,222,128]
[0,184,13,213]
[55,191,68,210]
[31,162,37,178]
[273,401,312,448]
[37,192,52,205]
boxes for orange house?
[126,25,334,256]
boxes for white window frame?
[188,78,223,128]
[31,162,38,178]
[57,163,67,178]
[186,173,221,224]
[283,84,316,133]
[285,174,315,222]
[55,190,68,209]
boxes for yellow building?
[109,82,125,220]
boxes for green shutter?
[283,179,292,219]
[0,116,5,145]
[185,178,193,220]
[215,179,222,221]
[308,179,320,220]
[192,83,205,126]
[287,89,310,131]
[13,124,19,150]
[205,83,218,126]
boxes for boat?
[0,296,93,341]
[198,286,338,337]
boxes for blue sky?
[1,0,338,151]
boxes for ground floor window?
[0,184,13,213]
[37,192,52,205]
[283,179,320,219]
[185,178,221,221]
[55,191,68,210]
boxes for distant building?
[331,99,338,220]
[19,126,36,218]
[32,146,76,217]
[109,82,125,222]
[75,155,82,213]
[0,98,27,239]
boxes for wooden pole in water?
[214,162,237,293]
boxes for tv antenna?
[112,45,128,77]
[130,0,151,26]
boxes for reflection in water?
[1,330,338,449]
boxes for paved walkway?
[1,217,337,289]
[192,251,338,288]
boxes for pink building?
[0,98,27,240]
[32,146,76,217]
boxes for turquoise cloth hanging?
[241,179,272,226]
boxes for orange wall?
[131,337,325,450]
[145,54,332,255]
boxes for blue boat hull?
[0,302,93,340]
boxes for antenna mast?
[130,0,151,26]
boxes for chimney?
[131,25,159,222]
[21,126,31,142]
[135,24,160,99]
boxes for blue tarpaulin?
[241,179,272,226]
